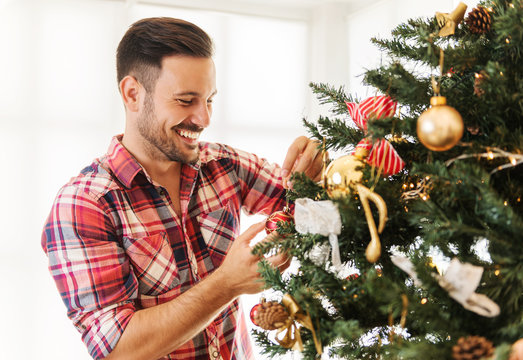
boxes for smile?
[176,129,200,140]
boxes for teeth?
[178,130,199,140]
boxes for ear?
[119,75,143,113]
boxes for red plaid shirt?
[42,135,287,360]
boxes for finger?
[283,155,300,188]
[292,139,321,175]
[281,136,309,179]
[267,252,291,271]
[305,150,325,180]
[257,232,286,261]
[260,231,289,267]
[258,230,281,245]
[238,221,266,244]
[510,339,523,360]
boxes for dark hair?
[116,17,214,91]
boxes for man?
[42,17,322,360]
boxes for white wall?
[0,0,477,359]
[346,0,477,98]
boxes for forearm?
[105,268,237,360]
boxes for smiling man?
[42,17,322,360]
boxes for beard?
[137,94,200,165]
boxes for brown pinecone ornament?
[466,7,492,34]
[452,335,495,360]
[252,300,289,330]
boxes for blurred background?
[0,0,473,358]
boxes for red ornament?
[346,95,397,131]
[346,273,360,281]
[250,303,262,326]
[355,138,405,176]
[265,207,294,235]
[345,96,405,176]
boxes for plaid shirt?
[42,135,287,360]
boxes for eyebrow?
[173,90,218,97]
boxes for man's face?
[137,55,217,164]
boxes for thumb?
[238,221,266,244]
[258,231,281,246]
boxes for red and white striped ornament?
[355,138,405,176]
[345,96,405,176]
[346,95,397,130]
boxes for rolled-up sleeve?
[225,145,288,216]
[42,184,137,360]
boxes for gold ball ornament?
[417,96,464,151]
[324,147,387,263]
[325,147,369,198]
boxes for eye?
[177,99,192,105]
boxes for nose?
[192,102,211,129]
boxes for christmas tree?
[250,0,522,359]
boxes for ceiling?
[233,0,371,5]
[144,0,383,20]
[229,0,381,11]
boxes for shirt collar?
[105,135,145,189]
[105,135,206,189]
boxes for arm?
[105,222,287,360]
[42,182,286,360]
[219,137,323,216]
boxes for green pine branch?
[309,82,354,116]
[254,0,523,357]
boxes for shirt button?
[212,350,219,359]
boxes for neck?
[121,132,182,185]
[141,156,182,186]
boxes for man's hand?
[105,222,290,360]
[510,339,523,360]
[281,136,324,189]
[262,232,292,273]
[217,222,266,296]
[217,222,291,297]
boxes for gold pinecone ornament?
[452,335,495,360]
[466,6,492,34]
[251,300,289,330]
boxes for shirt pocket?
[198,201,239,269]
[123,232,180,296]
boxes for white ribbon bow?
[295,198,342,270]
[391,255,500,317]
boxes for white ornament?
[295,198,342,270]
[437,258,500,317]
[390,254,423,287]
[390,255,500,317]
[306,243,331,267]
